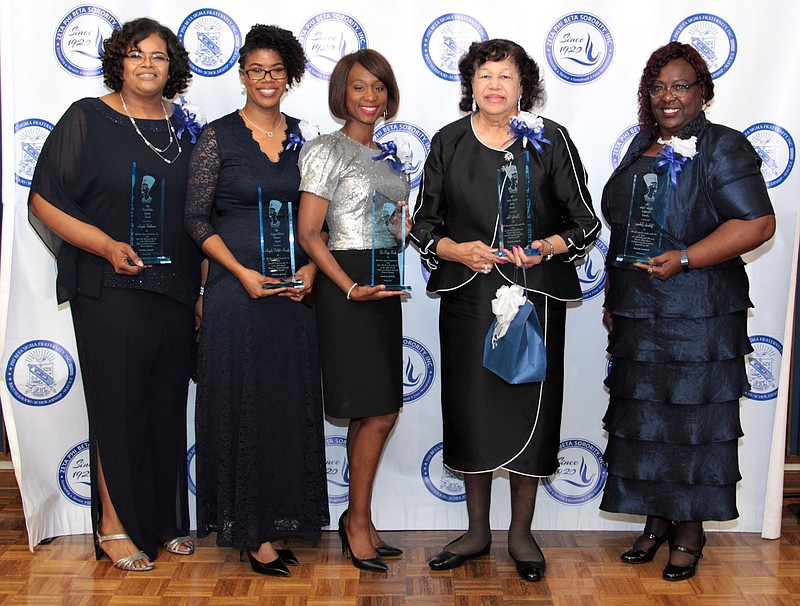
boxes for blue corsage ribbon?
[656,145,691,190]
[285,132,305,151]
[177,107,203,144]
[372,141,404,173]
[508,117,552,155]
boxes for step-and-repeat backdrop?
[2,0,798,548]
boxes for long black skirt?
[70,287,192,560]
[438,272,566,475]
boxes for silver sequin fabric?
[299,130,410,250]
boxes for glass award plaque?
[129,162,171,265]
[496,150,539,257]
[369,191,411,292]
[258,187,304,290]
[615,172,668,264]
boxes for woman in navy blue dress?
[600,42,775,582]
[185,24,328,577]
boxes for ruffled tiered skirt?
[599,311,750,521]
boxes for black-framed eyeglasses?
[241,66,288,81]
[125,51,170,65]
[647,80,700,99]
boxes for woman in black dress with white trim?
[411,38,599,582]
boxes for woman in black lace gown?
[185,25,328,576]
[29,18,201,571]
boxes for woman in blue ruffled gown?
[600,42,775,582]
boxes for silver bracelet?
[346,283,358,300]
[540,238,555,261]
[199,286,205,296]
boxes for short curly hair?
[328,49,400,121]
[238,24,306,88]
[457,39,545,113]
[102,18,191,99]
[638,41,714,135]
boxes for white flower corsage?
[285,119,321,151]
[657,135,698,159]
[177,97,205,144]
[372,138,414,174]
[507,111,551,154]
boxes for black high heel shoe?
[276,548,299,566]
[338,511,388,572]
[662,532,706,582]
[428,534,492,571]
[620,523,675,564]
[375,544,403,557]
[239,550,290,576]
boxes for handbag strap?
[513,266,529,291]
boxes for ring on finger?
[647,266,653,275]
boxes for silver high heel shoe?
[95,532,154,571]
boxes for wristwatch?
[680,249,691,272]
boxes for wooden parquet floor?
[2,470,800,605]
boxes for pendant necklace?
[241,108,284,138]
[119,92,182,164]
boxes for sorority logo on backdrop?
[745,335,782,401]
[671,14,737,79]
[6,340,76,407]
[374,122,430,190]
[178,9,242,77]
[402,337,435,403]
[578,238,607,301]
[14,119,54,188]
[544,13,615,85]
[421,442,465,502]
[421,14,488,81]
[58,441,91,507]
[542,438,607,505]
[325,435,350,505]
[53,5,120,78]
[744,123,795,189]
[298,12,368,81]
[609,124,641,170]
[187,444,197,496]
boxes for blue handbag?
[482,270,547,384]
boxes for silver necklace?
[119,93,182,164]
[241,108,284,137]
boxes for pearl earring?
[241,84,246,95]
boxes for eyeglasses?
[125,51,169,65]
[241,66,288,81]
[647,80,700,99]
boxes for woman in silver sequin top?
[298,49,410,573]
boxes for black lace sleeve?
[185,123,221,248]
